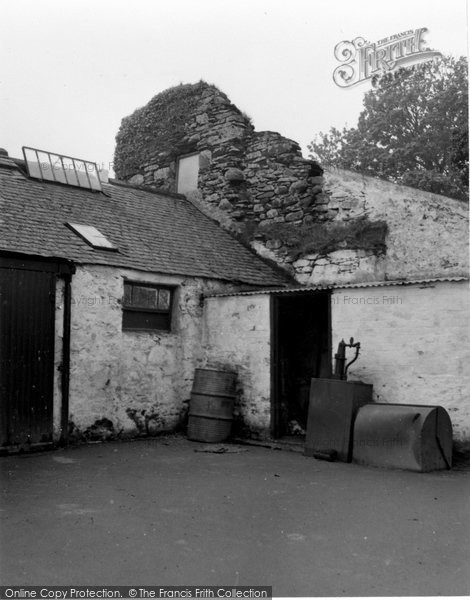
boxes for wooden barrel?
[187,368,237,443]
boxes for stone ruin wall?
[114,82,328,233]
[115,82,468,285]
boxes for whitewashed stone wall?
[291,170,468,284]
[202,294,272,439]
[203,281,470,449]
[65,265,470,449]
[68,265,233,440]
[331,281,470,449]
[53,278,65,441]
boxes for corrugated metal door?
[0,265,56,448]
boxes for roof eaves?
[64,257,286,286]
[0,248,76,273]
[205,277,470,298]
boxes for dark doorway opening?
[271,291,331,439]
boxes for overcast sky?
[0,0,467,174]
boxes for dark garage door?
[0,260,57,448]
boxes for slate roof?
[0,159,290,286]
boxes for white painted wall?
[203,294,272,438]
[331,281,470,447]
[53,277,65,441]
[204,281,470,449]
[68,265,233,439]
[65,265,470,450]
[292,170,469,285]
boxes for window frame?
[122,280,176,333]
[176,151,200,195]
[66,222,118,251]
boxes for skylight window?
[66,223,116,250]
[23,146,102,192]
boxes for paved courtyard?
[0,436,469,596]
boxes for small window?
[176,153,199,194]
[122,282,174,332]
[66,223,116,250]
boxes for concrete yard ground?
[0,436,469,597]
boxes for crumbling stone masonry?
[115,82,468,285]
[114,81,325,233]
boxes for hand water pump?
[333,337,361,380]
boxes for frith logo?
[333,27,442,87]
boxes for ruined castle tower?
[114,81,324,234]
[114,81,466,286]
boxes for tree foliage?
[308,56,468,200]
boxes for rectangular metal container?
[304,378,373,462]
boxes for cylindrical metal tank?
[187,368,237,443]
[353,403,452,472]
